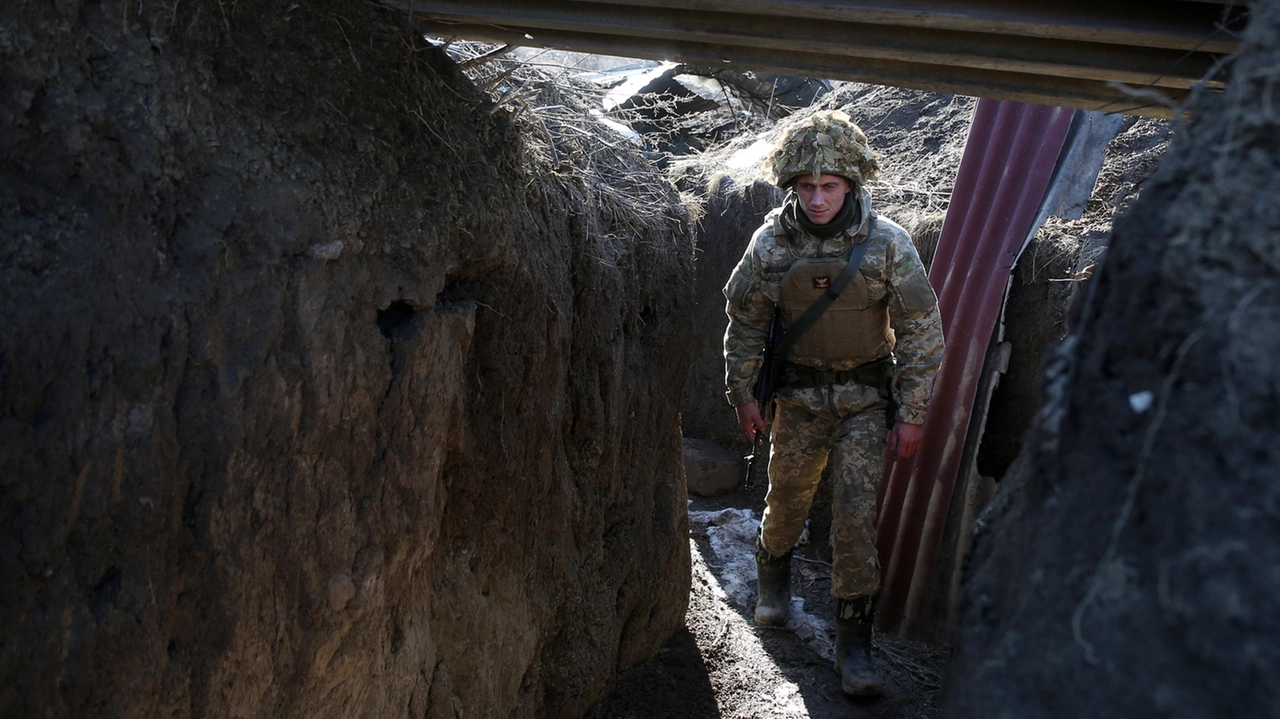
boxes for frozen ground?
[588,493,946,719]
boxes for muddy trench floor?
[588,489,948,719]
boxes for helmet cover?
[766,110,880,187]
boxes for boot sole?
[841,679,883,698]
[754,607,790,627]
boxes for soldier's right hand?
[737,401,767,442]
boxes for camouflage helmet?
[766,110,880,188]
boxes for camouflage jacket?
[722,188,945,426]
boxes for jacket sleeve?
[884,229,945,425]
[722,230,776,407]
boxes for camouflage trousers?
[760,380,888,599]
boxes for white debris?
[726,137,773,170]
[689,507,759,608]
[786,597,835,662]
[1128,390,1154,413]
[672,73,727,103]
[308,240,344,261]
[590,109,642,145]
[601,60,679,110]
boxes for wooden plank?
[408,18,1186,118]
[401,0,1223,88]
[554,0,1243,53]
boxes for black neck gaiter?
[783,190,860,239]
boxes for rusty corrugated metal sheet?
[874,99,1076,639]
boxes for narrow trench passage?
[589,487,947,719]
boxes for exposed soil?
[1,2,693,717]
[6,0,1267,713]
[589,488,946,719]
[948,2,1280,716]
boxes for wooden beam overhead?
[408,18,1192,117]
[387,0,1249,117]
[401,0,1226,89]
[558,0,1245,52]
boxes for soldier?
[722,110,944,697]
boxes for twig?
[1072,328,1204,665]
[511,94,560,166]
[407,106,463,162]
[875,636,944,689]
[331,15,362,71]
[482,64,521,95]
[460,43,513,70]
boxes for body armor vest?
[779,254,890,367]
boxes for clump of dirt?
[0,1,693,717]
[947,2,1280,716]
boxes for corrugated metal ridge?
[874,99,1076,639]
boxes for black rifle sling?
[775,236,871,358]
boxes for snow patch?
[689,507,758,608]
[726,137,773,171]
[689,505,835,662]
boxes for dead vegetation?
[441,41,691,262]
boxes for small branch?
[482,64,520,94]
[459,43,512,70]
[510,94,560,167]
[1072,328,1204,665]
[331,15,362,71]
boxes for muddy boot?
[835,596,882,697]
[754,537,792,627]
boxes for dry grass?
[442,41,689,263]
[875,632,947,691]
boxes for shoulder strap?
[775,222,874,358]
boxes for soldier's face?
[794,174,850,225]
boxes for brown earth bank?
[946,2,1280,717]
[0,1,694,717]
[678,176,781,452]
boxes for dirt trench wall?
[975,230,1081,481]
[0,1,693,717]
[946,2,1280,716]
[680,176,781,451]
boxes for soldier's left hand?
[887,422,924,460]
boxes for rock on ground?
[684,438,743,497]
[0,0,694,717]
[946,2,1280,717]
